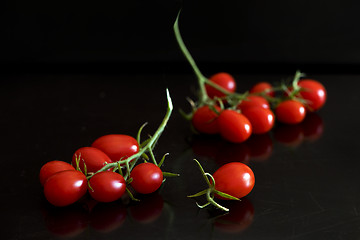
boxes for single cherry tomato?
[213,162,255,199]
[92,134,139,162]
[39,160,75,186]
[72,147,112,174]
[249,82,275,97]
[130,163,163,194]
[237,95,270,112]
[217,110,252,143]
[191,105,221,134]
[241,107,275,134]
[205,72,236,99]
[298,79,327,111]
[275,100,306,124]
[88,172,126,202]
[44,170,87,207]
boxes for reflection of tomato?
[129,193,164,224]
[90,202,127,233]
[43,205,88,237]
[214,198,254,233]
[274,124,304,147]
[215,142,250,166]
[91,134,139,162]
[301,112,324,141]
[247,134,273,161]
[206,72,236,99]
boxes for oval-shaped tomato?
[92,134,139,162]
[237,95,270,112]
[217,110,252,143]
[130,163,163,194]
[191,105,221,134]
[213,162,255,199]
[88,171,126,202]
[249,82,274,97]
[205,72,236,99]
[275,100,306,124]
[39,160,75,186]
[72,147,112,174]
[298,79,327,111]
[241,107,275,134]
[44,170,87,207]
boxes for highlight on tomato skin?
[241,107,275,134]
[91,134,140,162]
[72,147,113,174]
[206,72,237,99]
[217,110,252,143]
[275,100,306,125]
[191,105,221,134]
[130,163,164,194]
[298,79,327,111]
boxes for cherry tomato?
[88,172,126,202]
[241,107,275,134]
[92,134,139,162]
[191,105,221,134]
[130,163,163,194]
[298,79,327,111]
[217,110,252,143]
[44,170,87,207]
[205,72,236,99]
[213,162,255,199]
[237,95,270,111]
[275,100,306,124]
[39,160,75,186]
[72,147,112,174]
[249,82,275,97]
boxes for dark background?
[2,0,360,74]
[2,1,360,239]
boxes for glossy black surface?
[1,72,360,239]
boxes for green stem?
[174,11,208,103]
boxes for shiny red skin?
[217,110,252,143]
[92,134,139,162]
[44,170,87,207]
[249,82,275,97]
[205,72,236,99]
[241,107,275,134]
[40,160,75,186]
[72,147,112,174]
[213,162,255,200]
[88,172,126,202]
[237,95,270,111]
[275,100,306,124]
[191,105,221,134]
[130,163,163,194]
[298,79,327,111]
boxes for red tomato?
[72,147,112,174]
[44,170,87,207]
[275,100,306,124]
[249,82,274,97]
[241,107,275,134]
[39,160,75,186]
[217,110,252,143]
[298,79,327,111]
[88,172,126,202]
[130,163,163,194]
[191,105,221,134]
[237,95,270,111]
[213,162,255,199]
[92,134,139,162]
[206,72,236,99]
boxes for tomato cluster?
[40,91,175,207]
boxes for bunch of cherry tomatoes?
[39,91,175,207]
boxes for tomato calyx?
[188,159,240,212]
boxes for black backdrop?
[2,0,360,73]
